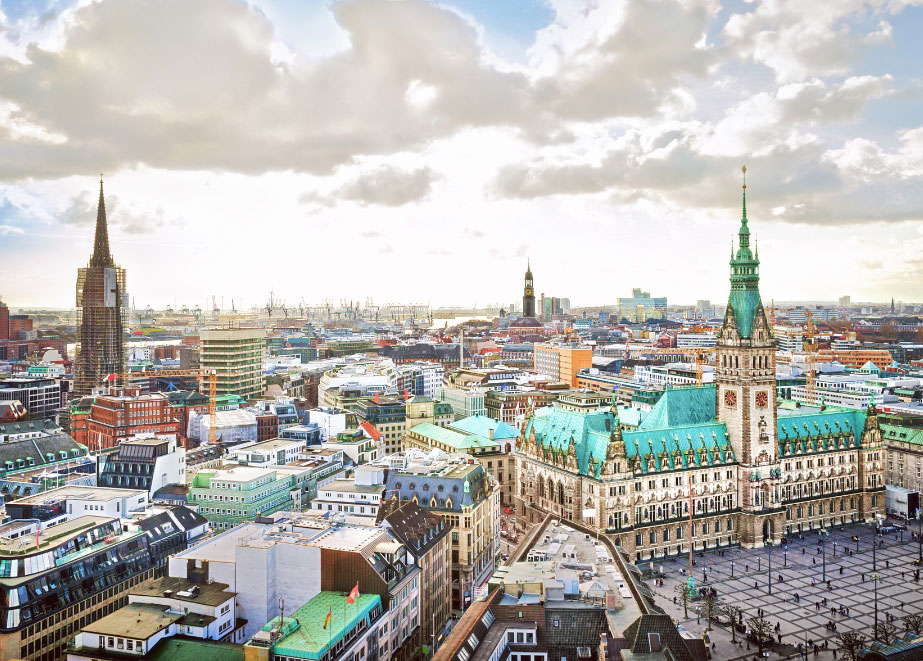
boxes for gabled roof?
[623,422,734,471]
[450,415,519,440]
[776,407,867,454]
[525,404,613,478]
[637,386,716,432]
[411,422,498,450]
[621,613,704,660]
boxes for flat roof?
[81,603,181,639]
[0,515,114,555]
[269,591,381,658]
[130,576,236,608]
[319,479,385,495]
[195,464,306,483]
[235,438,304,452]
[147,638,245,661]
[10,485,145,505]
[307,523,387,552]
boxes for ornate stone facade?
[514,173,885,560]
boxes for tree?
[700,591,719,632]
[874,621,898,646]
[746,615,774,655]
[903,613,923,635]
[835,631,867,661]
[674,584,690,618]
[721,604,743,643]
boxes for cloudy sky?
[1,0,922,311]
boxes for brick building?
[86,388,180,451]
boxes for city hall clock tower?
[715,167,783,546]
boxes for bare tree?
[835,631,867,661]
[903,613,923,635]
[721,604,743,643]
[674,584,691,618]
[874,621,898,646]
[701,591,719,632]
[746,615,774,656]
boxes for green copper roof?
[637,386,716,431]
[148,639,244,661]
[776,407,867,455]
[725,171,765,339]
[525,404,613,478]
[880,423,923,446]
[266,592,381,660]
[623,422,734,472]
[450,415,519,440]
[410,421,499,450]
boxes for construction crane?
[101,369,228,446]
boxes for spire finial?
[90,175,113,267]
[741,164,747,222]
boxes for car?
[500,530,508,537]
[503,507,513,514]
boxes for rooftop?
[10,485,145,506]
[80,602,181,639]
[267,591,382,659]
[320,479,385,495]
[130,576,236,608]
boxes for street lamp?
[873,573,880,640]
[917,508,922,564]
[872,523,877,572]
[819,528,828,583]
[731,560,734,578]
[854,535,859,554]
[767,539,773,595]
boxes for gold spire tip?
[742,165,747,189]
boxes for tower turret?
[522,260,536,317]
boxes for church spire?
[90,175,113,268]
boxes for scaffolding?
[73,178,127,396]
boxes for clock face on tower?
[525,288,533,296]
[724,390,737,407]
[756,391,769,408]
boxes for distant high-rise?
[522,260,535,317]
[74,178,127,396]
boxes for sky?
[1,0,923,311]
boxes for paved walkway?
[645,520,923,660]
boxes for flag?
[35,526,40,548]
[103,373,117,382]
[322,608,332,629]
[347,583,359,604]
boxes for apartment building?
[533,344,592,387]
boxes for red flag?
[35,526,40,548]
[347,582,359,604]
[103,373,117,382]
[322,608,332,629]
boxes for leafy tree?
[674,584,690,618]
[721,604,742,643]
[746,615,774,655]
[874,621,898,646]
[835,631,867,661]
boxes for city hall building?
[515,178,885,559]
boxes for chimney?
[488,428,494,441]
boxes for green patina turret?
[726,165,764,339]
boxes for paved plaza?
[645,520,923,660]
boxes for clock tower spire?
[715,166,782,547]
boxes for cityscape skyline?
[1,0,923,307]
